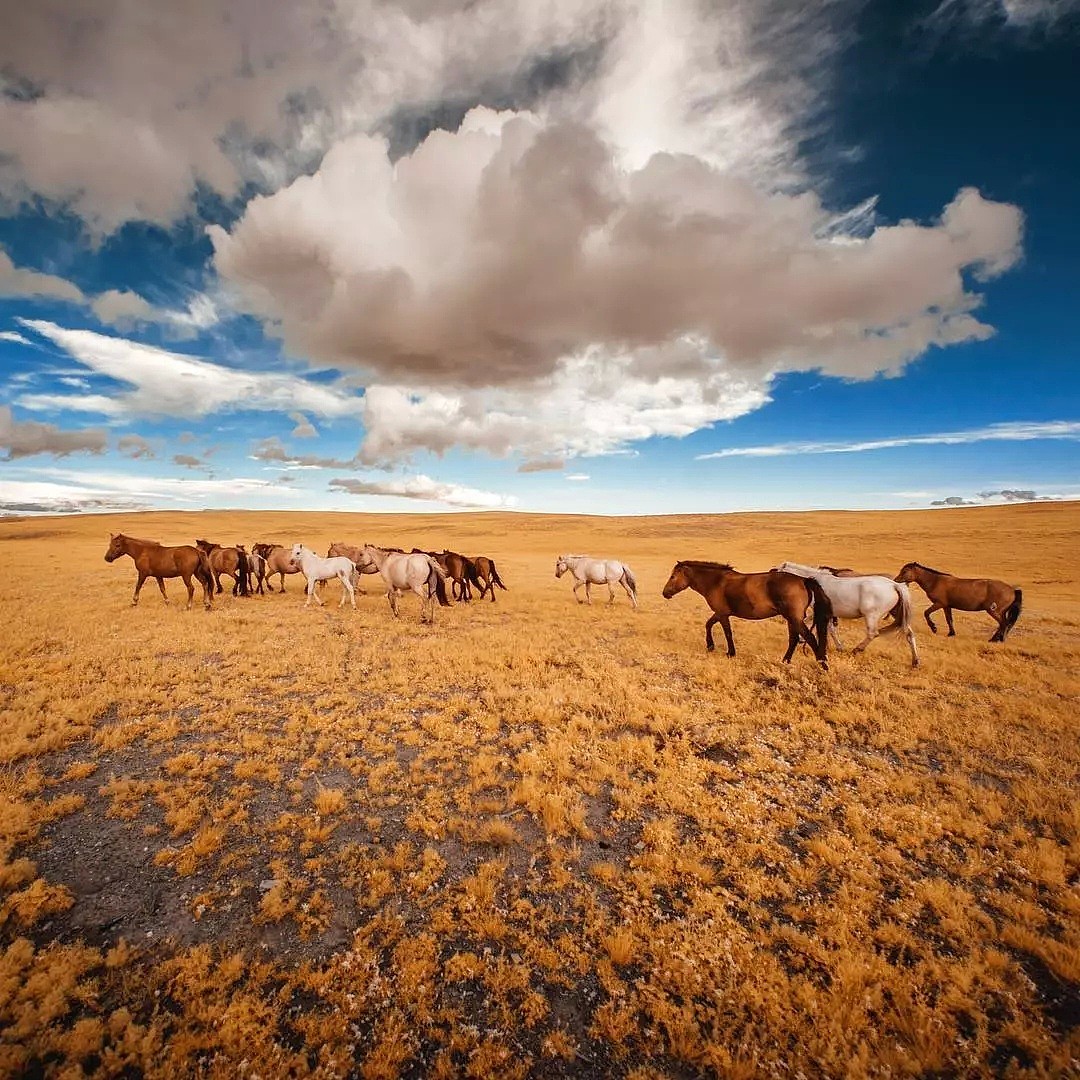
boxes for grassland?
[1,502,1077,1078]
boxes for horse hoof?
[947,631,956,637]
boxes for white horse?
[289,544,358,608]
[555,554,638,609]
[774,561,919,667]
[356,545,449,623]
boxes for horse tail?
[622,565,637,598]
[895,582,913,632]
[195,549,215,599]
[1001,588,1023,640]
[237,548,250,596]
[489,560,507,591]
[427,557,451,606]
[805,578,832,664]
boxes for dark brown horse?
[195,539,250,596]
[470,555,507,602]
[895,562,1022,642]
[412,549,476,601]
[104,534,214,610]
[662,561,832,669]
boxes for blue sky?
[1,0,1077,515]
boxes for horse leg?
[278,572,286,593]
[923,603,942,634]
[573,580,584,604]
[704,614,720,652]
[340,574,356,608]
[183,573,195,610]
[830,619,844,651]
[719,615,736,657]
[155,577,169,604]
[795,620,827,670]
[607,581,616,605]
[585,581,593,605]
[852,615,879,654]
[783,619,800,663]
[944,607,956,637]
[131,572,148,606]
[906,627,920,667]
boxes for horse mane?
[122,534,163,546]
[678,560,736,572]
[914,562,952,576]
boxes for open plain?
[1,502,1077,1078]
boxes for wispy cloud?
[565,473,591,482]
[15,319,364,422]
[696,421,1080,459]
[329,475,518,510]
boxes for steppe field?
[1,502,1078,1079]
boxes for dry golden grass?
[0,503,1078,1077]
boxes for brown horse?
[252,542,302,593]
[662,560,832,669]
[471,555,507,602]
[104,534,214,610]
[195,539,250,596]
[412,549,476,601]
[895,562,1022,642]
[327,541,381,579]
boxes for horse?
[661,561,831,670]
[356,545,450,623]
[289,544,358,608]
[471,555,507,602]
[195,539,250,596]
[104,533,214,610]
[775,561,919,667]
[555,554,638,609]
[248,547,268,595]
[252,542,303,593]
[327,542,381,579]
[412,549,476,602]
[895,563,1023,642]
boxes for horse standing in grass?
[661,561,831,669]
[357,545,450,623]
[327,542,382,580]
[471,555,507,602]
[195,539,250,596]
[775,561,919,668]
[253,542,302,593]
[104,534,214,610]
[555,554,638,609]
[289,545,358,608]
[895,563,1023,642]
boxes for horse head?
[104,533,125,562]
[661,562,691,599]
[554,555,570,578]
[894,562,919,583]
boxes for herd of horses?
[103,533,1023,670]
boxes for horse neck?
[365,547,387,568]
[683,563,723,595]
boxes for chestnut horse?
[104,534,214,610]
[195,539,250,596]
[471,555,507,602]
[662,561,832,669]
[252,542,302,593]
[895,563,1022,642]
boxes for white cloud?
[15,319,364,421]
[0,330,34,346]
[0,247,84,302]
[117,434,155,459]
[90,289,220,338]
[0,405,107,460]
[28,467,302,505]
[329,474,518,509]
[696,420,1080,459]
[565,473,590,481]
[934,0,1080,28]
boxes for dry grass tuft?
[1,504,1078,1076]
